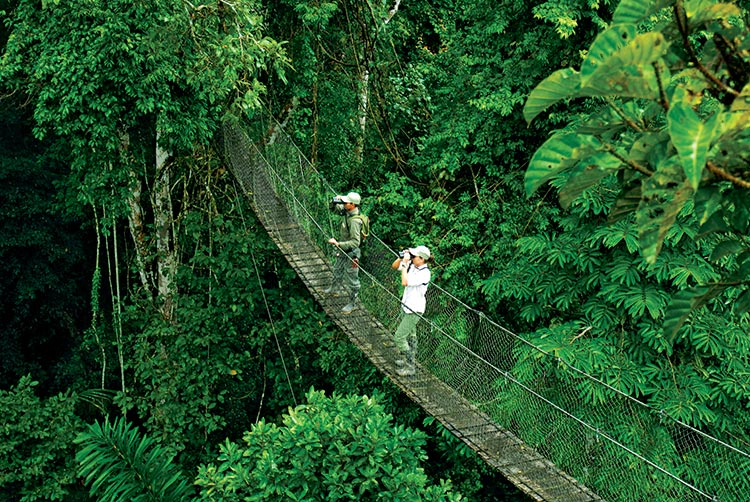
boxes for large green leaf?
[733,289,750,316]
[581,24,639,83]
[609,184,643,223]
[663,284,726,340]
[524,26,670,124]
[730,84,750,111]
[607,32,669,69]
[582,64,663,99]
[667,101,718,190]
[693,186,724,227]
[709,239,746,261]
[578,101,643,135]
[559,161,614,209]
[629,131,670,166]
[612,0,674,25]
[580,31,668,99]
[525,134,601,196]
[637,164,694,263]
[686,1,742,29]
[523,68,581,125]
[697,210,731,238]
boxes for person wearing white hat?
[325,191,364,313]
[390,245,432,376]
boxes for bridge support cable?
[221,117,749,502]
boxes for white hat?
[340,192,361,205]
[409,245,431,260]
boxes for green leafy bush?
[195,388,462,501]
[0,375,85,502]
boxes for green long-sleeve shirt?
[337,209,362,252]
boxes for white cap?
[340,192,361,205]
[409,246,431,260]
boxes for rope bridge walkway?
[221,117,750,502]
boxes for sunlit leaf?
[667,101,718,190]
[525,134,601,196]
[579,32,668,100]
[584,65,663,99]
[730,84,750,112]
[609,32,669,68]
[687,1,742,29]
[523,68,581,125]
[612,0,674,24]
[581,24,639,82]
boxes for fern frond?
[589,219,640,253]
[622,284,669,319]
[74,417,194,502]
[582,299,621,331]
[78,388,116,414]
[666,254,720,287]
[607,256,642,287]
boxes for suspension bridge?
[221,115,750,502]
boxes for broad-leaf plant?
[524,0,750,337]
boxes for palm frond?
[74,417,194,502]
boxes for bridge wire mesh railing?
[222,116,750,502]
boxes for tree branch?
[674,1,739,97]
[601,142,654,176]
[706,160,750,189]
[605,97,644,133]
[652,61,670,111]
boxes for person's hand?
[399,250,410,270]
[328,238,338,246]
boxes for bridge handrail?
[222,115,750,502]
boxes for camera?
[329,196,346,211]
[398,250,409,259]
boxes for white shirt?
[401,264,431,314]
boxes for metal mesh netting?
[221,116,750,502]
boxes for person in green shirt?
[324,192,363,314]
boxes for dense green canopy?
[1,0,749,500]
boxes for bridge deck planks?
[226,129,603,502]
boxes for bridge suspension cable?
[222,115,750,502]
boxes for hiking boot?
[397,365,415,376]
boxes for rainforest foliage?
[1,0,749,500]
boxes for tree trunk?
[353,0,400,162]
[154,134,176,321]
[122,130,154,295]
